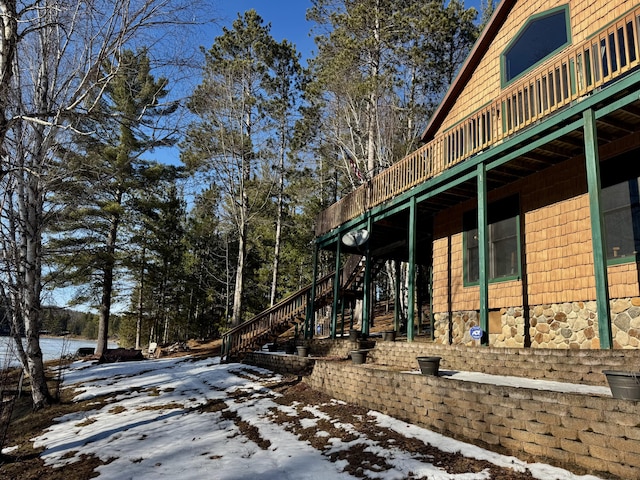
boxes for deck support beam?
[362,217,373,336]
[331,239,342,339]
[583,108,613,349]
[407,197,417,341]
[306,243,319,339]
[477,163,489,345]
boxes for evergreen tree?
[183,10,301,326]
[262,39,304,306]
[305,0,479,203]
[48,49,177,355]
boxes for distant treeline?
[0,306,113,340]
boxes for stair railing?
[221,255,368,362]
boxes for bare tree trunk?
[231,220,247,327]
[135,247,146,350]
[0,0,18,147]
[270,128,286,307]
[365,0,381,177]
[96,198,121,356]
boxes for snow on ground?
[17,356,606,479]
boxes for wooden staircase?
[221,255,365,362]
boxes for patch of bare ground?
[0,369,115,480]
[0,341,224,480]
[270,382,539,480]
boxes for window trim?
[463,196,522,287]
[500,4,572,88]
[602,178,640,266]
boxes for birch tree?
[0,0,206,410]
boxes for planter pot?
[267,343,278,352]
[382,330,396,342]
[285,344,296,355]
[349,329,360,341]
[417,356,441,376]
[296,345,309,357]
[603,370,640,400]
[350,350,368,365]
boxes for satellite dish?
[342,229,369,248]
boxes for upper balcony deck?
[314,5,640,238]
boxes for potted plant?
[416,356,441,376]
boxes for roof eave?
[420,0,516,142]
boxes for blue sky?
[214,0,317,61]
[213,0,485,64]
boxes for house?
[311,0,640,350]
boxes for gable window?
[464,196,520,285]
[502,5,571,85]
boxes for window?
[502,6,571,85]
[464,196,520,284]
[600,151,640,264]
[602,179,640,263]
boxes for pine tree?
[183,10,300,326]
[48,49,177,355]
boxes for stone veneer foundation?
[432,298,640,349]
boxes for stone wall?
[432,298,640,350]
[246,340,640,386]
[242,351,315,376]
[370,341,640,385]
[243,341,640,477]
[303,361,640,479]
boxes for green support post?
[331,239,342,339]
[362,217,373,336]
[306,244,319,339]
[407,197,417,341]
[394,260,401,333]
[477,163,489,345]
[583,108,613,349]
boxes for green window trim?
[501,4,572,88]
[463,195,522,287]
[606,255,638,267]
[600,152,640,268]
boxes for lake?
[0,336,118,368]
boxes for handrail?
[315,5,640,237]
[221,272,331,361]
[221,255,364,361]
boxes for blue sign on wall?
[470,326,483,340]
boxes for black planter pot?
[382,330,396,342]
[285,344,296,355]
[417,356,441,376]
[603,370,640,400]
[350,350,368,365]
[267,343,278,352]
[296,345,309,357]
[349,329,360,341]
